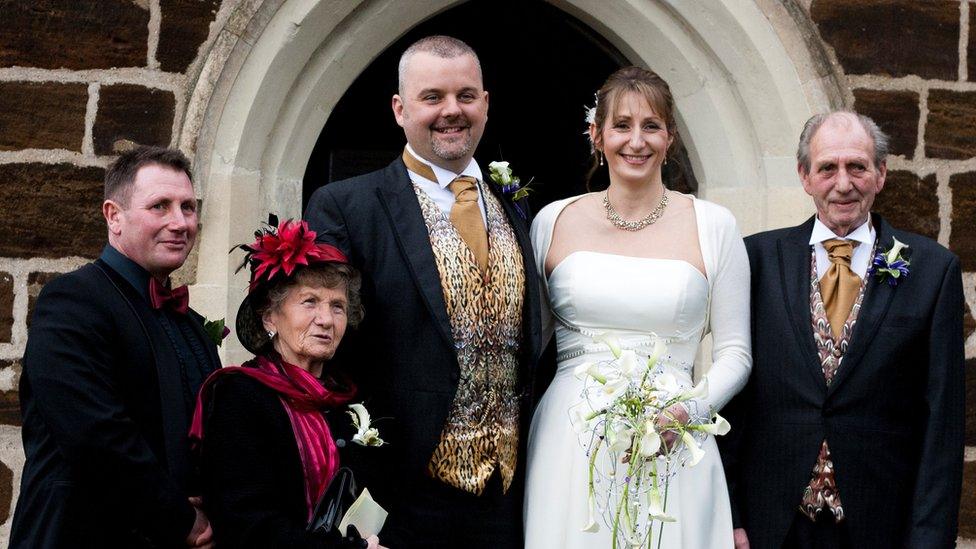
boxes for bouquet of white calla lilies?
[572,333,731,548]
[347,403,385,447]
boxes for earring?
[599,152,604,166]
[267,330,276,339]
[664,156,668,166]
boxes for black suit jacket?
[10,259,221,549]
[304,158,543,524]
[719,214,965,549]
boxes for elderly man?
[305,35,542,548]
[720,111,965,549]
[11,146,221,548]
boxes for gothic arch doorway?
[303,0,697,210]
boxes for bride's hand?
[655,403,690,450]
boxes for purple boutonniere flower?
[869,236,910,287]
[488,161,533,219]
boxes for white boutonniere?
[347,403,385,447]
[488,160,534,219]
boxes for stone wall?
[0,0,220,540]
[0,0,973,543]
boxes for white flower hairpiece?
[584,92,599,151]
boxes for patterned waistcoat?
[413,183,525,495]
[800,250,868,522]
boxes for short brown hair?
[586,66,680,186]
[104,146,193,206]
[258,262,364,327]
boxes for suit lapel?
[777,218,827,389]
[95,260,191,490]
[827,214,897,396]
[375,160,456,350]
[483,175,542,384]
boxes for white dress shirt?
[809,217,876,280]
[404,144,488,228]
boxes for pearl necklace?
[603,189,670,231]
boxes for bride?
[523,66,751,548]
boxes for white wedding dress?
[523,194,752,549]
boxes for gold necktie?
[449,176,489,272]
[820,239,860,340]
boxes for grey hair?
[797,110,890,173]
[397,35,482,95]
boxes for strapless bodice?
[549,251,708,380]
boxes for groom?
[305,35,541,548]
[719,111,965,548]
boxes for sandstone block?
[0,164,105,259]
[0,82,88,151]
[926,90,976,160]
[0,390,18,428]
[27,272,61,329]
[872,171,938,239]
[0,0,148,69]
[950,172,976,271]
[0,272,11,343]
[94,85,175,155]
[158,0,220,73]
[811,0,958,80]
[852,89,918,158]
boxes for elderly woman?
[190,218,384,549]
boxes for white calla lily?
[680,431,705,466]
[607,423,634,453]
[647,338,666,367]
[594,333,622,358]
[885,236,909,264]
[698,413,731,436]
[581,493,600,532]
[576,362,609,384]
[647,486,676,522]
[616,349,639,378]
[601,375,629,400]
[488,161,513,184]
[348,403,385,447]
[652,373,680,395]
[639,421,661,457]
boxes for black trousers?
[782,510,852,549]
[380,470,522,549]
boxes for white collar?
[809,216,875,247]
[404,144,482,188]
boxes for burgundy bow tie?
[149,277,189,315]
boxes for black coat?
[304,158,543,544]
[10,259,221,549]
[199,370,363,548]
[718,214,965,549]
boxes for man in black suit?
[720,111,965,549]
[305,35,541,548]
[11,146,221,548]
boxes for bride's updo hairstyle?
[586,66,681,187]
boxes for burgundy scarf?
[190,355,356,519]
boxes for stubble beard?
[430,130,473,162]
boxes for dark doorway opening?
[303,0,696,211]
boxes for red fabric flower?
[243,219,347,290]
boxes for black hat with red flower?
[234,214,348,354]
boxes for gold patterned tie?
[820,239,860,340]
[449,176,489,272]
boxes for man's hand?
[186,497,214,548]
[733,527,750,549]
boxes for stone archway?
[184,0,843,362]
